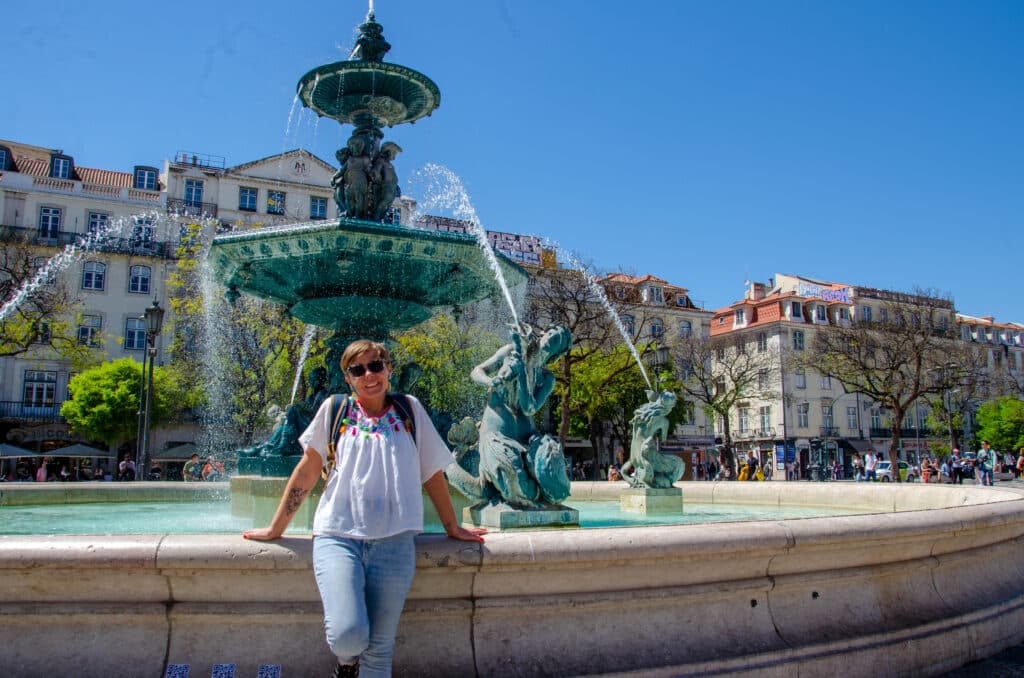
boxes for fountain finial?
[350,10,391,62]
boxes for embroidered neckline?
[342,399,403,440]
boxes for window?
[23,370,56,408]
[310,196,328,220]
[238,187,258,211]
[822,405,834,429]
[647,286,663,303]
[66,372,77,401]
[0,147,7,170]
[793,330,805,351]
[51,156,71,179]
[33,320,51,344]
[87,212,109,235]
[1010,353,1019,371]
[847,406,858,430]
[861,306,872,322]
[129,265,151,294]
[267,190,286,215]
[620,314,635,335]
[715,347,725,360]
[134,167,158,190]
[32,257,55,285]
[756,332,768,353]
[879,307,889,323]
[678,320,692,338]
[759,406,771,433]
[78,314,102,346]
[871,409,881,429]
[39,206,62,239]
[820,374,832,389]
[839,308,850,321]
[650,318,664,338]
[676,295,688,307]
[82,261,106,291]
[614,286,625,300]
[124,317,147,350]
[795,369,806,389]
[797,403,809,428]
[758,370,769,391]
[791,301,803,319]
[815,305,827,321]
[132,216,155,248]
[917,406,927,430]
[184,179,204,207]
[734,309,746,324]
[738,408,750,434]
[716,416,724,435]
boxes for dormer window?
[614,286,625,300]
[814,305,826,321]
[133,166,159,191]
[51,155,72,179]
[676,295,687,306]
[790,301,802,319]
[0,145,10,171]
[648,286,663,304]
[734,309,746,324]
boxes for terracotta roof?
[13,157,47,176]
[77,166,132,188]
[957,314,1024,331]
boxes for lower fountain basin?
[1,481,1023,677]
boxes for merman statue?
[620,390,685,488]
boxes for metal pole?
[140,342,156,480]
[135,345,148,467]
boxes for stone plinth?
[463,503,579,530]
[620,486,683,514]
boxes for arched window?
[620,314,635,336]
[129,265,151,294]
[678,320,692,338]
[82,261,106,291]
[649,318,664,338]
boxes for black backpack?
[321,393,417,480]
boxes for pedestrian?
[182,453,203,482]
[117,453,136,481]
[243,339,484,677]
[864,449,877,482]
[35,459,48,483]
[951,449,963,484]
[976,440,995,487]
[1016,448,1024,479]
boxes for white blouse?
[299,394,454,539]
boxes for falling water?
[289,324,318,405]
[197,257,237,454]
[543,239,652,390]
[0,212,136,322]
[409,163,523,331]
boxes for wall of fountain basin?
[2,481,1024,677]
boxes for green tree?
[61,359,185,450]
[975,397,1024,452]
[392,314,502,422]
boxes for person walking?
[951,449,963,484]
[976,440,995,487]
[864,449,878,482]
[244,340,484,677]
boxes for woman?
[244,340,484,678]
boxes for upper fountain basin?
[208,218,526,334]
[297,60,441,128]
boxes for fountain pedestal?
[620,487,683,514]
[464,503,579,531]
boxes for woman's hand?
[447,525,487,542]
[242,527,283,541]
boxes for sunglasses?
[346,359,388,378]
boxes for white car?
[877,460,916,483]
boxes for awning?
[150,443,199,461]
[844,439,874,454]
[46,443,114,458]
[0,443,39,459]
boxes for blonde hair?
[341,340,391,371]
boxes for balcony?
[870,427,891,438]
[0,401,64,423]
[167,198,218,218]
[0,226,175,259]
[820,427,839,438]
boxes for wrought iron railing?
[0,400,64,422]
[166,198,219,218]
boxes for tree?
[391,313,502,423]
[791,289,972,480]
[0,237,97,366]
[61,358,187,451]
[669,331,778,477]
[975,397,1024,453]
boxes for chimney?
[982,316,995,323]
[746,282,767,301]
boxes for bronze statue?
[238,366,329,460]
[371,142,402,221]
[620,390,685,488]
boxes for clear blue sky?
[5,1,1021,320]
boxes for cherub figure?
[371,141,402,221]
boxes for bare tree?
[791,289,966,480]
[669,331,779,477]
[0,238,95,363]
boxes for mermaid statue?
[446,323,573,509]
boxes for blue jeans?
[313,532,417,677]
[979,468,993,486]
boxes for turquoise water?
[0,500,864,536]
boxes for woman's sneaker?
[333,661,359,677]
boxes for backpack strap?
[386,393,417,446]
[321,394,352,481]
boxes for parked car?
[877,460,916,483]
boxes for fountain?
[3,6,1024,678]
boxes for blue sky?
[5,1,1021,320]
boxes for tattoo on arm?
[283,487,309,516]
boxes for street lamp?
[136,299,165,480]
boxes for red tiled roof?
[13,157,47,176]
[76,166,132,188]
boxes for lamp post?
[137,300,165,480]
